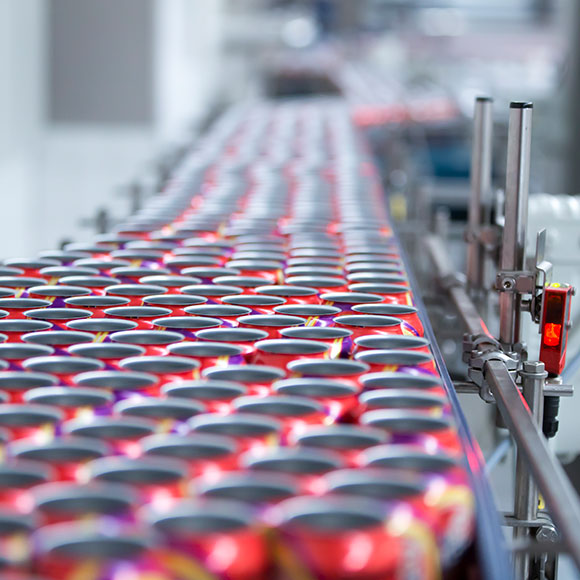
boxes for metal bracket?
[467,346,519,403]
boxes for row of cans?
[0,102,476,579]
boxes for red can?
[30,480,137,524]
[26,285,90,307]
[62,415,157,456]
[188,413,282,453]
[68,342,146,369]
[254,284,318,305]
[273,377,360,422]
[334,314,404,340]
[280,326,354,358]
[162,379,248,414]
[0,298,50,319]
[64,295,130,318]
[195,328,269,357]
[180,266,241,283]
[237,314,306,339]
[352,303,424,337]
[109,329,184,356]
[360,372,446,397]
[59,275,120,296]
[184,304,251,326]
[23,386,113,420]
[250,338,329,368]
[24,307,92,331]
[103,305,172,330]
[152,315,223,337]
[348,282,413,306]
[109,266,170,284]
[22,356,104,385]
[119,355,201,383]
[319,291,383,313]
[168,341,245,370]
[0,371,58,403]
[0,403,63,441]
[354,334,430,353]
[181,283,244,302]
[286,359,369,391]
[203,364,285,396]
[73,369,159,400]
[285,275,349,294]
[104,284,168,306]
[220,294,286,315]
[66,317,138,340]
[358,389,449,418]
[360,409,462,454]
[0,343,54,371]
[141,432,239,477]
[142,293,207,314]
[290,424,387,467]
[145,498,269,580]
[0,459,54,511]
[0,319,53,342]
[9,436,110,481]
[354,349,437,374]
[114,397,206,429]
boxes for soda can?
[0,343,54,371]
[348,282,413,306]
[141,432,239,477]
[181,284,243,302]
[0,510,37,572]
[236,315,305,339]
[73,370,159,400]
[109,329,183,356]
[23,386,112,420]
[360,372,446,397]
[0,276,48,299]
[0,459,54,510]
[152,315,222,337]
[23,308,92,332]
[109,266,170,284]
[29,481,137,525]
[233,395,329,439]
[358,388,448,416]
[139,275,203,293]
[64,295,131,318]
[0,372,59,403]
[358,445,475,568]
[162,380,247,414]
[280,326,353,358]
[58,275,120,296]
[352,303,424,337]
[164,256,223,273]
[242,447,344,495]
[188,413,282,453]
[184,304,251,327]
[284,266,343,279]
[63,242,115,256]
[67,342,144,370]
[144,498,269,580]
[180,266,241,284]
[290,424,387,466]
[66,317,138,340]
[168,342,244,370]
[220,294,286,315]
[26,285,90,307]
[195,328,269,357]
[114,397,206,429]
[72,258,131,275]
[9,437,110,481]
[254,284,318,305]
[354,334,430,353]
[33,521,159,580]
[360,410,462,454]
[103,306,172,330]
[214,275,277,290]
[119,355,201,383]
[0,298,50,320]
[355,349,437,374]
[104,283,168,306]
[86,455,189,505]
[252,337,330,367]
[4,258,58,277]
[203,364,285,396]
[62,415,157,456]
[0,404,63,441]
[22,356,104,385]
[319,291,383,313]
[285,275,349,293]
[111,249,165,266]
[195,470,298,510]
[333,314,404,340]
[272,304,339,327]
[286,359,369,391]
[141,293,207,315]
[0,320,53,342]
[273,378,360,422]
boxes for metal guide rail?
[0,100,507,579]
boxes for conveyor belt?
[0,100,509,579]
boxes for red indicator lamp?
[539,283,574,375]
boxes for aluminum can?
[319,291,384,313]
[203,364,285,396]
[0,320,53,342]
[0,459,54,511]
[109,329,184,356]
[236,314,306,339]
[23,386,113,420]
[152,315,222,337]
[348,282,413,306]
[141,293,207,315]
[65,318,138,341]
[168,342,244,370]
[333,314,404,340]
[104,284,168,306]
[0,404,62,441]
[195,328,268,357]
[254,284,318,305]
[119,355,201,383]
[67,343,146,370]
[0,298,50,320]
[352,303,424,337]
[250,339,329,368]
[162,379,247,414]
[354,349,437,374]
[280,326,354,358]
[0,371,58,403]
[22,356,104,385]
[103,306,172,330]
[73,370,159,400]
[64,295,130,318]
[184,304,251,326]
[0,343,54,371]
[220,294,286,315]
[360,372,446,397]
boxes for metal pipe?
[425,234,492,338]
[499,102,533,348]
[513,361,547,579]
[485,359,580,571]
[467,97,493,293]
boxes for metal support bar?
[499,102,533,349]
[513,361,547,578]
[467,97,494,293]
[485,359,580,571]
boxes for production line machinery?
[0,97,576,579]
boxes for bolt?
[503,278,515,290]
[522,361,546,374]
[536,524,558,543]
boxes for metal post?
[467,97,493,293]
[499,102,533,349]
[513,361,547,579]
